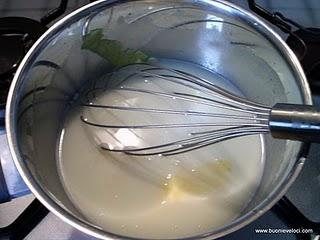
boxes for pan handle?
[0,130,30,203]
[0,160,10,203]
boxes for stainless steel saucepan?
[2,0,311,239]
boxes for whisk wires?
[80,63,271,156]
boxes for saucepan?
[3,0,311,239]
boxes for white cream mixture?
[57,60,265,239]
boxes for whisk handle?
[269,103,320,142]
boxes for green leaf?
[81,29,150,67]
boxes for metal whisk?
[80,63,320,156]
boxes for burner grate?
[0,17,47,110]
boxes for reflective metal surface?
[5,0,312,239]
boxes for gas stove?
[0,0,320,239]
